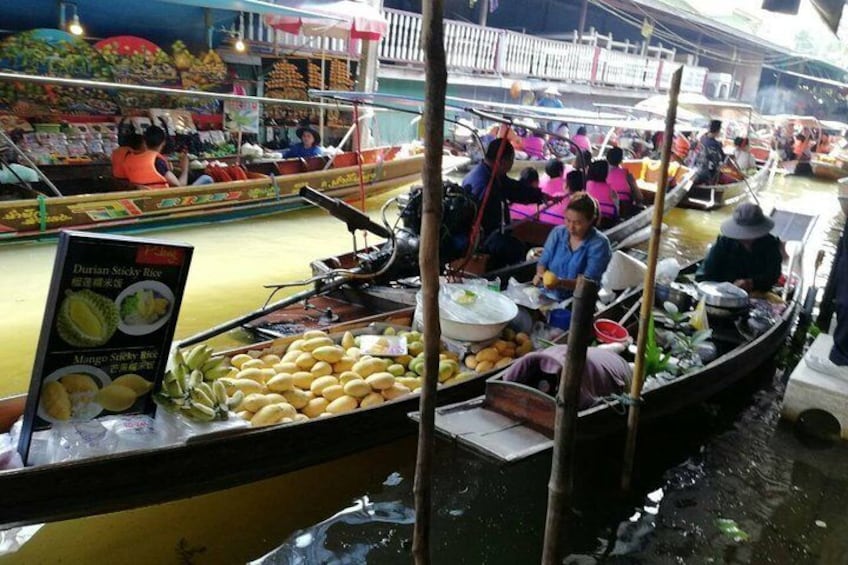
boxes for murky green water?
[1,173,845,564]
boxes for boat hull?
[682,152,777,210]
[0,150,430,243]
[811,160,848,181]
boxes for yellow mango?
[302,336,334,352]
[251,404,287,427]
[283,389,310,409]
[341,331,356,349]
[112,374,153,396]
[396,377,421,390]
[310,361,333,378]
[295,352,317,370]
[229,379,264,395]
[343,379,371,398]
[293,413,309,423]
[95,384,137,412]
[382,383,411,401]
[41,381,71,420]
[393,354,413,367]
[281,350,303,363]
[387,364,405,377]
[332,356,356,374]
[303,330,329,340]
[237,368,265,383]
[236,410,253,421]
[240,393,272,413]
[302,397,329,418]
[516,341,533,356]
[260,354,281,366]
[310,375,339,396]
[365,372,395,390]
[465,355,478,369]
[241,359,266,370]
[291,371,315,389]
[359,392,384,408]
[352,358,383,378]
[265,393,286,404]
[230,353,253,368]
[475,348,500,363]
[273,362,299,374]
[326,395,358,414]
[345,347,362,361]
[267,373,294,393]
[476,360,494,373]
[60,373,99,394]
[515,332,530,344]
[338,371,362,385]
[287,339,306,353]
[321,384,345,401]
[312,345,345,364]
[495,357,514,369]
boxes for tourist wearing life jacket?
[605,147,643,219]
[510,159,569,223]
[585,159,618,228]
[111,132,144,181]
[125,126,213,189]
[571,126,591,154]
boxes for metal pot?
[696,281,749,309]
[655,282,698,311]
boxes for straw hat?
[543,86,560,96]
[720,203,774,240]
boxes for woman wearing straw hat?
[696,202,783,292]
[283,123,324,159]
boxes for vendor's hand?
[178,151,189,170]
[733,278,753,291]
[546,195,563,204]
[532,273,543,287]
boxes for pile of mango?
[463,329,533,373]
[216,328,476,427]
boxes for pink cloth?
[606,166,632,203]
[572,134,591,154]
[523,136,546,160]
[510,174,569,223]
[586,180,617,220]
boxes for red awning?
[264,0,387,40]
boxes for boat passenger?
[542,159,566,195]
[564,169,584,195]
[522,132,546,160]
[519,167,540,189]
[532,193,612,300]
[793,133,812,162]
[503,344,631,409]
[817,133,833,154]
[585,160,618,227]
[605,147,643,219]
[693,120,725,186]
[284,125,323,159]
[462,138,555,269]
[124,126,214,189]
[732,137,757,171]
[537,86,564,132]
[695,203,782,293]
[111,133,143,180]
[571,126,592,154]
[671,132,691,163]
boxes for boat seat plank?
[455,416,554,462]
[432,398,521,438]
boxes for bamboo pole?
[620,67,682,492]
[412,0,447,563]
[541,277,599,565]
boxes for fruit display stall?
[0,28,362,195]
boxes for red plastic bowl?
[593,319,629,344]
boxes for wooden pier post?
[620,67,682,492]
[412,0,447,563]
[541,277,599,565]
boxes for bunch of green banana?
[155,345,241,422]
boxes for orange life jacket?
[111,146,131,179]
[124,150,169,189]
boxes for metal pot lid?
[696,281,749,308]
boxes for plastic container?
[593,319,629,344]
[548,308,572,330]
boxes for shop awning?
[263,0,387,40]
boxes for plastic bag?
[503,277,544,310]
[416,284,518,325]
[656,258,681,286]
[690,297,710,332]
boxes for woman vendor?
[696,202,782,292]
[532,193,613,300]
[283,124,323,159]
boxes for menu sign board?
[18,231,193,463]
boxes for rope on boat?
[601,393,643,415]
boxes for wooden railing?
[243,8,709,94]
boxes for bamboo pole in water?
[620,67,683,492]
[412,1,446,563]
[541,277,599,565]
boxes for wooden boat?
[0,147,466,244]
[244,173,694,340]
[422,208,816,463]
[682,150,778,210]
[811,159,848,181]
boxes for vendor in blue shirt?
[284,124,323,159]
[532,193,612,300]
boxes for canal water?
[1,173,845,564]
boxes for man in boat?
[502,343,631,410]
[692,120,725,186]
[124,126,213,189]
[537,86,564,133]
[695,202,782,293]
[283,124,323,159]
[111,132,143,181]
[462,138,557,270]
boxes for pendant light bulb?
[68,13,84,36]
[235,36,246,52]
